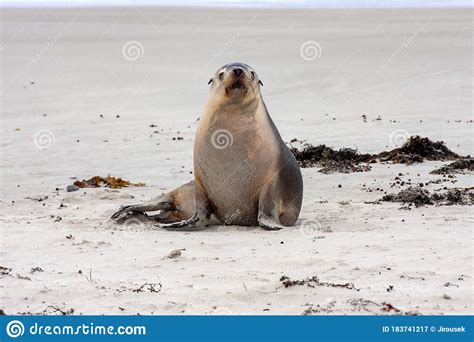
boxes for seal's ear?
[259,80,264,86]
[208,78,213,85]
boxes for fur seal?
[112,62,303,230]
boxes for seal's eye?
[250,71,255,79]
[218,71,224,81]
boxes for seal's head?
[208,62,263,102]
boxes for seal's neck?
[205,95,260,119]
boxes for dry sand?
[0,6,472,315]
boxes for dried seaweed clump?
[380,187,473,207]
[289,142,373,173]
[377,135,460,164]
[73,175,144,189]
[430,159,473,175]
[290,136,462,172]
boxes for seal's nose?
[233,68,243,77]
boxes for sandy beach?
[0,6,472,315]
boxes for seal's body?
[112,63,303,230]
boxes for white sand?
[0,6,472,315]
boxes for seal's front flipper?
[258,215,284,231]
[257,177,294,231]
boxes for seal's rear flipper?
[156,213,208,231]
[111,180,196,223]
[111,201,171,220]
